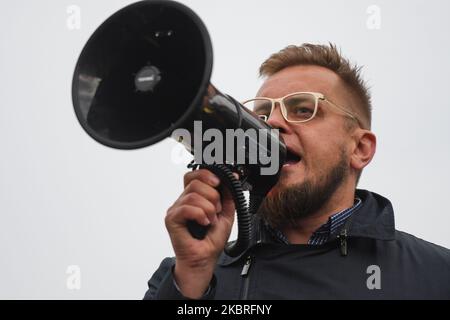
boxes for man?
[144,43,450,299]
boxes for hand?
[165,169,236,298]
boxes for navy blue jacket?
[144,189,450,299]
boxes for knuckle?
[166,205,175,217]
[166,203,175,213]
[211,190,221,203]
[168,204,184,217]
[184,192,201,203]
[183,172,190,182]
[164,212,173,227]
[197,168,210,177]
[183,171,197,186]
[205,201,216,214]
[176,204,189,214]
[198,169,216,182]
[187,179,202,191]
[180,204,203,217]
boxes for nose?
[266,103,290,134]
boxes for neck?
[281,183,356,245]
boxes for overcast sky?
[1,0,450,299]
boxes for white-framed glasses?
[242,92,360,126]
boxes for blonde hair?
[259,43,371,130]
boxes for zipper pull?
[241,256,252,277]
[338,229,348,256]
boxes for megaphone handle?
[184,161,252,258]
[185,161,226,241]
[187,220,210,240]
[186,178,225,240]
[185,160,213,240]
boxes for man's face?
[256,65,358,226]
[259,65,355,191]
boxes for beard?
[257,148,349,230]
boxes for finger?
[184,169,220,188]
[176,193,218,224]
[166,204,211,227]
[182,180,222,212]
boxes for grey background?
[1,0,449,299]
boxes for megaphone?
[72,0,286,256]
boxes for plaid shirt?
[266,197,362,245]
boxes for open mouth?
[284,148,302,166]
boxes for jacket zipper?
[337,228,348,256]
[240,255,253,299]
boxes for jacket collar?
[218,189,396,266]
[339,189,396,241]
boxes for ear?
[350,129,376,171]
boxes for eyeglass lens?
[244,93,317,122]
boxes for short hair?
[259,43,372,130]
